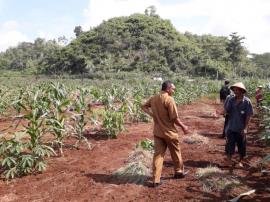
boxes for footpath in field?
[0,98,269,201]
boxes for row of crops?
[0,76,267,180]
[258,87,270,164]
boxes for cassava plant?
[0,131,55,179]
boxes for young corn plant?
[46,83,70,156]
[46,115,66,155]
[70,88,91,149]
[131,93,150,122]
[11,88,26,114]
[103,109,125,138]
[21,89,50,148]
[90,87,102,104]
[0,88,9,114]
[101,91,115,110]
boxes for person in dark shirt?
[220,80,231,103]
[220,80,231,138]
[224,82,253,167]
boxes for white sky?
[1,0,270,54]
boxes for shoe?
[174,170,189,179]
[152,181,163,188]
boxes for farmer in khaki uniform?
[141,80,189,187]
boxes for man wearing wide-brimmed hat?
[224,82,253,167]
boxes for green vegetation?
[0,10,269,184]
[0,77,219,179]
[258,87,270,165]
[136,139,154,151]
[1,13,269,79]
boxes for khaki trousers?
[153,135,184,183]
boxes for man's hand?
[241,129,248,140]
[141,106,153,117]
[175,118,190,134]
[182,125,190,135]
[242,128,248,135]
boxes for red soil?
[0,98,269,201]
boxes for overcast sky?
[1,0,270,54]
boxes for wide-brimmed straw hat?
[230,82,246,93]
[258,85,263,88]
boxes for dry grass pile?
[183,132,209,144]
[113,148,153,184]
[195,166,243,192]
[126,148,153,165]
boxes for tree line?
[0,13,269,79]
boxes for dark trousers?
[222,114,229,138]
[225,130,246,159]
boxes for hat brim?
[230,86,246,93]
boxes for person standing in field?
[224,82,253,167]
[220,80,231,103]
[141,80,189,188]
[220,80,232,138]
[255,85,263,108]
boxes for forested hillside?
[0,13,269,79]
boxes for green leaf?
[1,157,17,168]
[36,161,47,172]
[4,167,17,179]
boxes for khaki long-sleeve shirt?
[142,91,179,139]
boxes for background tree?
[226,32,245,77]
[74,26,83,38]
[145,6,157,17]
[0,13,269,79]
[251,53,270,79]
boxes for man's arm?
[224,95,233,114]
[242,100,254,135]
[175,118,189,134]
[141,105,153,117]
[141,97,153,117]
[242,116,251,135]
